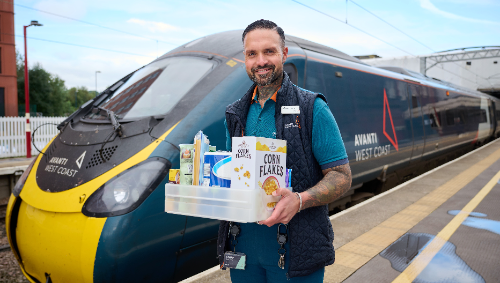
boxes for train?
[6,30,500,283]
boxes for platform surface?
[181,139,500,283]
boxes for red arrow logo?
[383,89,399,151]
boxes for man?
[217,19,352,282]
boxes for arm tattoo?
[301,164,352,210]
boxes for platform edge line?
[392,169,500,283]
[330,139,500,221]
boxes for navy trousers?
[229,223,324,282]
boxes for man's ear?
[282,46,289,62]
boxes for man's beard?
[249,64,281,87]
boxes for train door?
[420,87,443,159]
[408,84,426,163]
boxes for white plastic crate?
[165,184,290,222]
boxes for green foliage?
[67,87,95,110]
[15,49,91,117]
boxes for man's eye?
[266,50,275,54]
[247,52,255,56]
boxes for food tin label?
[204,152,231,187]
[169,169,180,184]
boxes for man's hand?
[259,188,300,227]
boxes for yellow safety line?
[325,146,500,283]
[392,169,500,283]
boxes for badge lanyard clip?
[277,223,288,269]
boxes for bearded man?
[217,19,352,282]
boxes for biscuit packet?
[231,137,288,220]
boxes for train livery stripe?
[19,121,181,212]
[325,146,500,282]
[392,169,500,283]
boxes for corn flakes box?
[231,137,287,219]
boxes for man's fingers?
[272,187,291,197]
[261,204,284,226]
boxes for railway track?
[0,203,5,220]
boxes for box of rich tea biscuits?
[231,137,287,217]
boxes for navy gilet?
[217,72,335,278]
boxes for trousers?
[229,223,324,282]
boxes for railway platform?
[0,157,34,200]
[181,139,500,283]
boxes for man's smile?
[255,67,272,75]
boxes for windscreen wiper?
[98,107,123,137]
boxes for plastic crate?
[165,184,289,222]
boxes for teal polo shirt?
[225,88,348,170]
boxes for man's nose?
[256,53,268,66]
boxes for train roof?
[376,66,498,101]
[157,30,365,65]
[154,30,498,102]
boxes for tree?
[67,86,95,111]
[17,63,73,116]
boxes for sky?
[12,0,500,92]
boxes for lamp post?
[95,71,101,97]
[24,20,43,158]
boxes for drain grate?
[86,146,118,169]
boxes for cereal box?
[231,137,287,218]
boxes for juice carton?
[231,137,287,216]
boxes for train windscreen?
[86,56,216,120]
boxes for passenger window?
[284,63,298,85]
[446,110,455,125]
[458,110,466,124]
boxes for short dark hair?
[242,19,285,50]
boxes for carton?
[203,152,231,187]
[231,137,287,215]
[179,144,194,185]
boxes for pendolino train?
[6,30,500,283]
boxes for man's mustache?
[251,65,275,73]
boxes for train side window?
[445,110,455,125]
[496,110,500,121]
[284,63,298,85]
[458,109,466,124]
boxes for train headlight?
[82,157,170,217]
[13,157,38,197]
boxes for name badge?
[223,251,246,270]
[281,106,300,114]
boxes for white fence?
[0,117,66,158]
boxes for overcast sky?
[13,0,500,92]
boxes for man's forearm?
[301,164,352,210]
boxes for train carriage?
[6,30,500,283]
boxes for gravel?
[0,197,30,283]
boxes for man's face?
[243,29,288,87]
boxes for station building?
[0,1,17,116]
[358,47,500,98]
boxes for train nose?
[9,198,106,283]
